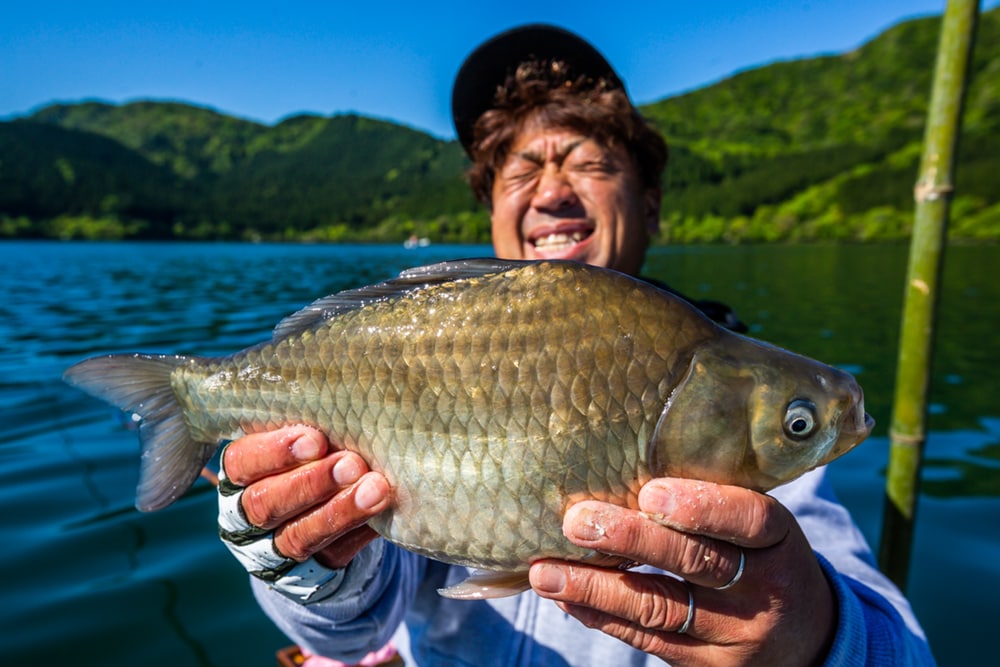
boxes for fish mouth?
[828,397,875,461]
[528,223,594,259]
[862,410,876,434]
[852,392,875,438]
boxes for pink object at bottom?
[301,642,398,667]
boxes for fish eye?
[784,400,818,439]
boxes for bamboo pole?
[878,0,979,589]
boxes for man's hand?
[221,425,391,569]
[529,478,836,667]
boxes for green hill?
[643,7,1000,242]
[5,103,484,241]
[2,7,998,242]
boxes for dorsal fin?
[271,258,528,340]
[395,257,525,282]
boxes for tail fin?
[64,353,216,512]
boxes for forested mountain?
[642,5,1000,242]
[0,107,484,241]
[2,7,998,242]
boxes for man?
[218,25,934,666]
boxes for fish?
[64,258,874,599]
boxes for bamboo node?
[913,180,954,203]
[889,429,926,446]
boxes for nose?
[531,165,578,212]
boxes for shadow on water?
[1,241,997,665]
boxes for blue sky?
[3,1,996,138]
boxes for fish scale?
[64,258,873,598]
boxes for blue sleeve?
[773,469,936,666]
[249,540,423,663]
[818,554,937,666]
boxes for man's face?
[489,123,660,276]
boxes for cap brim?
[451,24,624,154]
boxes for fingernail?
[531,563,565,594]
[354,475,384,511]
[566,506,606,542]
[640,479,678,516]
[333,456,363,486]
[291,434,322,461]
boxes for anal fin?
[437,570,531,600]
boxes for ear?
[644,187,662,236]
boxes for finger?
[274,472,391,561]
[240,450,370,529]
[222,425,329,486]
[557,602,700,664]
[562,502,745,589]
[531,560,716,664]
[530,561,693,634]
[314,525,380,569]
[638,478,791,548]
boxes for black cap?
[451,24,625,154]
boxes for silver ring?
[715,547,746,590]
[676,584,695,634]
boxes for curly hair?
[466,59,668,205]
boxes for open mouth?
[530,228,594,254]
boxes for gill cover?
[648,342,758,489]
[649,335,859,492]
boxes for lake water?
[1,241,997,665]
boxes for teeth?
[533,231,589,250]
